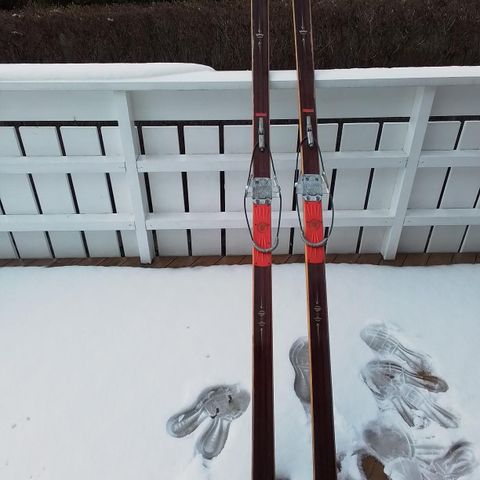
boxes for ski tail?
[291,0,337,477]
[248,0,276,478]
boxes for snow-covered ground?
[0,263,479,480]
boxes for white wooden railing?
[0,64,479,263]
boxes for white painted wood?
[184,125,219,154]
[292,227,304,255]
[462,226,480,252]
[276,227,292,256]
[458,121,480,149]
[138,151,406,173]
[223,125,250,253]
[440,167,480,208]
[0,92,116,121]
[422,121,461,150]
[8,232,51,259]
[61,126,120,258]
[101,126,138,257]
[20,126,86,258]
[146,210,391,230]
[398,168,447,252]
[404,120,460,251]
[334,123,378,213]
[31,174,85,258]
[141,125,179,153]
[326,228,361,254]
[114,92,154,262]
[380,123,409,150]
[61,126,101,156]
[20,126,61,155]
[72,174,121,257]
[340,123,379,152]
[0,156,125,174]
[224,126,251,154]
[359,227,388,254]
[0,213,134,232]
[367,169,398,209]
[405,209,480,226]
[426,226,466,253]
[318,124,338,152]
[315,87,415,118]
[270,125,297,152]
[2,67,480,260]
[156,230,189,256]
[141,125,187,256]
[365,122,407,236]
[408,169,447,209]
[0,128,51,258]
[419,151,480,168]
[132,90,252,121]
[0,233,16,258]
[362,122,403,252]
[101,129,137,256]
[422,183,473,253]
[432,86,480,116]
[398,227,431,253]
[184,125,221,255]
[367,122,408,241]
[190,230,222,256]
[382,87,436,259]
[330,173,369,211]
[0,127,22,154]
[226,228,251,255]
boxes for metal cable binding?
[294,136,335,248]
[244,143,283,253]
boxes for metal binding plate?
[295,174,323,201]
[252,177,273,205]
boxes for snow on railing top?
[1,64,480,90]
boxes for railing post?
[381,86,436,260]
[114,91,154,264]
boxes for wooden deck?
[0,252,479,268]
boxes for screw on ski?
[244,0,282,477]
[292,0,337,478]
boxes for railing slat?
[114,91,154,263]
[381,87,436,259]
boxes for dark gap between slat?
[459,186,480,253]
[424,167,451,253]
[425,121,464,253]
[219,123,226,256]
[324,122,342,239]
[356,122,384,254]
[137,125,158,257]
[55,126,90,258]
[0,121,118,128]
[14,126,56,258]
[177,124,192,257]
[6,115,480,131]
[98,126,125,257]
[0,197,21,259]
[289,129,301,254]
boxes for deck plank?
[451,253,477,264]
[427,253,454,266]
[402,253,430,267]
[1,252,479,268]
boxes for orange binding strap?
[252,203,272,266]
[304,200,325,264]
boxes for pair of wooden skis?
[246,0,336,478]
